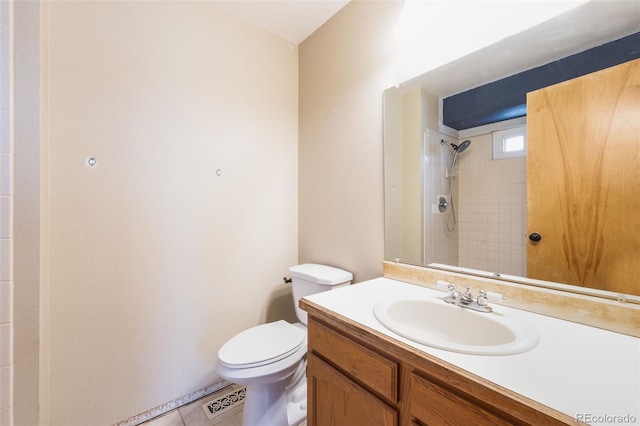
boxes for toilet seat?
[218,320,305,369]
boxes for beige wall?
[382,88,403,260]
[13,2,41,425]
[33,2,298,425]
[299,1,404,282]
[0,1,13,425]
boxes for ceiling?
[213,0,351,45]
[402,0,640,97]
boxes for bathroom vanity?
[300,278,640,426]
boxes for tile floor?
[140,393,243,426]
[140,394,308,426]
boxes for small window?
[504,135,524,152]
[492,126,526,160]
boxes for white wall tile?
[0,240,9,282]
[0,154,10,196]
[0,0,8,28]
[0,407,10,426]
[0,3,7,29]
[458,133,526,276]
[0,366,11,410]
[0,25,7,72]
[0,281,8,325]
[0,324,10,366]
[0,197,9,239]
[0,2,10,423]
[0,111,8,154]
[0,70,7,113]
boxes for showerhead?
[451,140,471,154]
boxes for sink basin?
[373,296,538,355]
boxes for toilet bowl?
[216,264,352,426]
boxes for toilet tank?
[289,263,353,325]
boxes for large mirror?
[384,1,640,302]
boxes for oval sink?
[373,296,538,355]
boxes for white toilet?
[216,263,353,426]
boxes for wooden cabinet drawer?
[308,318,398,403]
[410,370,573,425]
[411,373,515,426]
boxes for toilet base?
[242,376,306,426]
[240,356,307,426]
[243,380,288,426]
[285,372,307,426]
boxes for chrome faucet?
[444,284,494,313]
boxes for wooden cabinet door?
[307,353,397,426]
[526,58,640,294]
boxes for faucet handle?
[447,284,462,304]
[477,290,489,306]
[435,280,451,291]
[486,291,506,303]
[436,280,458,297]
[438,281,460,304]
[477,290,506,305]
[447,283,458,297]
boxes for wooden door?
[526,58,640,294]
[307,353,397,426]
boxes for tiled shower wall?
[0,0,12,424]
[457,133,526,276]
[424,129,458,266]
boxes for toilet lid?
[218,320,306,369]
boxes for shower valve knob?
[529,232,542,242]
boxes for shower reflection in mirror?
[422,126,527,276]
[440,138,471,232]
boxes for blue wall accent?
[442,31,640,131]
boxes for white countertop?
[303,277,640,425]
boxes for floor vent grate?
[201,385,246,420]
